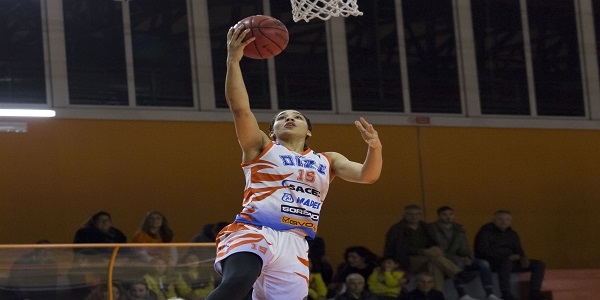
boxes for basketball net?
[290,0,363,22]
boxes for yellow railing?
[0,243,217,300]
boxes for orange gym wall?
[1,118,599,269]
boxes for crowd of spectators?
[1,206,546,300]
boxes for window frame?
[4,0,599,131]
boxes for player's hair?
[437,206,454,216]
[494,209,512,216]
[268,110,313,145]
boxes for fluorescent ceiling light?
[0,109,56,117]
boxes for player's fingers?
[354,120,364,131]
[227,25,238,43]
[359,117,369,127]
[355,120,370,136]
[358,117,374,132]
[235,29,256,48]
[241,36,255,46]
[230,24,245,40]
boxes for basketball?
[239,15,289,59]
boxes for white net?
[290,0,363,22]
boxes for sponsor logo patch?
[281,216,317,231]
[281,205,320,221]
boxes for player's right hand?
[227,23,254,62]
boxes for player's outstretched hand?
[355,117,382,149]
[227,23,254,62]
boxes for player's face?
[271,110,311,140]
[493,213,512,231]
[438,209,455,224]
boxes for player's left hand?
[355,117,382,149]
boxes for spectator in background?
[331,246,379,294]
[474,210,545,300]
[367,256,406,300]
[398,272,446,300]
[6,240,58,300]
[73,211,127,255]
[67,250,107,299]
[84,281,127,300]
[335,273,378,300]
[384,205,476,292]
[308,259,328,300]
[189,221,228,288]
[175,252,215,299]
[142,257,178,300]
[190,222,229,243]
[308,236,334,286]
[431,206,501,300]
[126,279,157,300]
[132,211,177,266]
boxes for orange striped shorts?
[214,222,310,300]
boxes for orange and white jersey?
[234,141,331,238]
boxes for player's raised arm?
[327,117,382,183]
[226,24,271,162]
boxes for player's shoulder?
[322,151,341,159]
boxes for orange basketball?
[240,15,289,59]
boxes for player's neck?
[277,139,306,154]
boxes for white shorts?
[214,222,309,300]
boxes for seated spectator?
[188,221,227,268]
[335,273,378,300]
[67,251,107,299]
[431,206,501,300]
[132,211,177,265]
[73,211,127,255]
[309,259,328,300]
[331,246,379,294]
[398,272,446,300]
[384,205,476,292]
[84,281,127,300]
[308,236,334,285]
[6,240,58,300]
[126,279,157,300]
[190,222,229,243]
[175,252,215,299]
[142,257,178,300]
[474,210,546,300]
[367,256,406,300]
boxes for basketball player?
[205,23,383,300]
